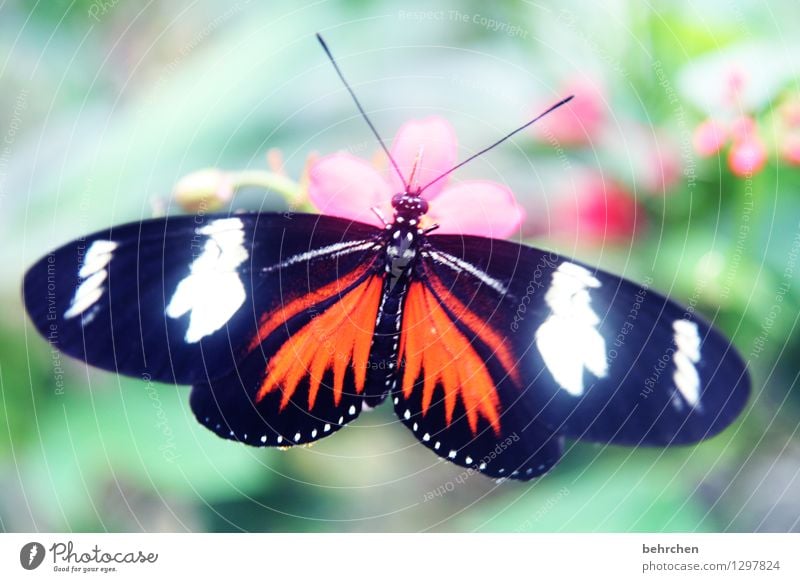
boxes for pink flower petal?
[308,153,392,225]
[427,180,525,238]
[730,116,757,142]
[781,132,800,165]
[780,96,800,128]
[388,117,458,199]
[551,172,643,244]
[728,137,767,177]
[693,119,728,157]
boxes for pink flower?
[693,119,728,157]
[729,116,757,142]
[725,67,748,107]
[308,117,524,238]
[779,96,800,128]
[780,133,800,166]
[728,136,767,176]
[550,171,643,245]
[531,78,606,146]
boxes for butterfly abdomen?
[362,274,408,409]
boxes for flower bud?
[173,168,234,212]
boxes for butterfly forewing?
[422,234,750,447]
[23,213,381,385]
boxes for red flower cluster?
[693,116,767,176]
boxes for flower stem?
[230,170,312,211]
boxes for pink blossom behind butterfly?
[550,170,644,245]
[308,117,525,238]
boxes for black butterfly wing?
[392,381,564,480]
[190,251,388,447]
[392,269,563,480]
[421,234,750,448]
[23,212,381,385]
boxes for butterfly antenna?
[407,145,425,191]
[316,33,408,191]
[418,95,575,196]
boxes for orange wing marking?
[426,273,522,386]
[399,282,516,435]
[255,275,383,411]
[246,262,371,354]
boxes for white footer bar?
[1,533,798,580]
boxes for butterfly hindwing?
[393,277,563,480]
[190,261,387,447]
[22,213,381,386]
[423,234,750,447]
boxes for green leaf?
[453,449,718,532]
[18,374,272,527]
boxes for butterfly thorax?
[384,191,428,291]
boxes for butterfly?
[21,35,750,481]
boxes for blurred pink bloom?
[532,78,606,146]
[725,67,748,107]
[728,136,767,176]
[780,96,800,128]
[551,171,643,244]
[729,116,757,142]
[309,117,524,238]
[780,133,800,166]
[693,119,728,157]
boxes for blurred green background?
[2,0,800,532]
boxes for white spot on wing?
[166,218,249,343]
[77,240,118,278]
[672,319,702,408]
[535,261,608,396]
[64,240,118,320]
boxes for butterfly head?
[391,192,428,220]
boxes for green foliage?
[15,374,271,529]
